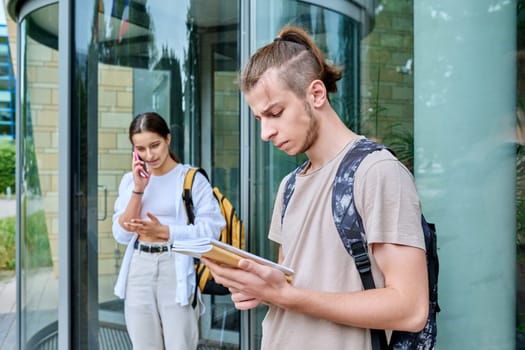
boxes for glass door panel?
[19,3,60,347]
[199,28,241,347]
[92,0,240,348]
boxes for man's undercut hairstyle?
[239,26,343,98]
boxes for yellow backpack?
[182,167,246,297]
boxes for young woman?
[112,112,225,349]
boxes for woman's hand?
[132,156,150,190]
[125,213,169,241]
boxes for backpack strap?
[282,138,391,350]
[332,139,386,268]
[182,167,210,224]
[332,138,390,350]
[181,167,210,308]
[280,161,309,225]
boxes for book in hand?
[171,237,294,282]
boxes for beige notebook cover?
[172,238,294,282]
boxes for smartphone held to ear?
[133,148,149,178]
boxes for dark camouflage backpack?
[282,138,440,350]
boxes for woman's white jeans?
[125,248,199,349]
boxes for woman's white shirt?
[112,164,225,306]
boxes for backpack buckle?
[350,241,371,274]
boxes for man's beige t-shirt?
[262,139,425,350]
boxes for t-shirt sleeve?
[354,150,425,250]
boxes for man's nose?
[260,119,276,142]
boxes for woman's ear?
[166,133,171,145]
[308,79,327,108]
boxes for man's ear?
[308,79,327,108]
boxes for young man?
[203,26,429,349]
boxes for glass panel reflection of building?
[0,22,15,140]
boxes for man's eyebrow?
[260,101,280,116]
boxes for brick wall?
[360,1,414,141]
[21,36,134,278]
[97,64,133,277]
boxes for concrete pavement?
[0,270,15,350]
[0,199,16,350]
[0,198,15,218]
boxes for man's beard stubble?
[298,101,319,154]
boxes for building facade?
[0,8,15,142]
[7,0,519,349]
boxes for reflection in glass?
[0,22,15,139]
[19,3,59,347]
[91,0,241,348]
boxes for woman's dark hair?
[129,112,181,162]
[239,25,343,98]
